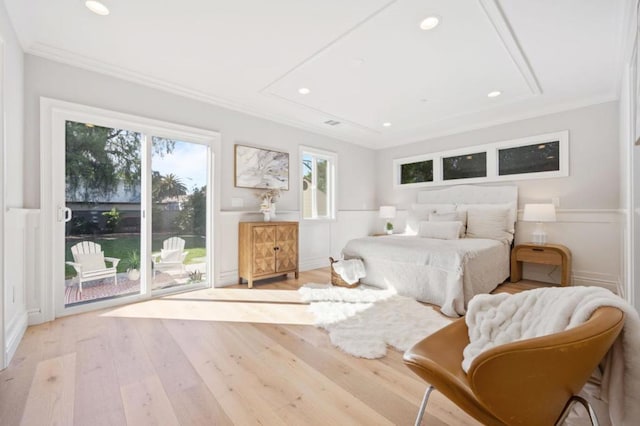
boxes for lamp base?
[531,222,547,245]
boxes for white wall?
[0,0,26,367]
[23,55,378,318]
[376,102,622,291]
[619,0,639,311]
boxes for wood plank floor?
[0,268,544,426]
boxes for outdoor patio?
[64,262,206,305]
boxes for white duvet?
[341,235,509,317]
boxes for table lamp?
[522,203,556,245]
[379,205,396,234]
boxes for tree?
[102,207,121,233]
[155,173,187,201]
[65,121,175,202]
[175,186,207,235]
[302,158,327,193]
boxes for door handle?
[58,207,72,223]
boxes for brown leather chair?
[403,306,624,426]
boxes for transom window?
[393,131,568,187]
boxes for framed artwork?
[234,144,289,190]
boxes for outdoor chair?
[66,241,120,293]
[152,236,188,277]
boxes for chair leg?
[555,395,600,426]
[415,386,434,426]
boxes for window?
[443,152,486,180]
[393,131,568,187]
[300,146,336,220]
[400,159,433,184]
[498,141,560,176]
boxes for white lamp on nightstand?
[379,205,396,234]
[522,203,556,245]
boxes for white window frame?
[393,130,569,188]
[299,146,337,221]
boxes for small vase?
[127,269,140,281]
[263,212,271,222]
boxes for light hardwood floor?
[0,268,544,426]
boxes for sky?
[152,140,208,192]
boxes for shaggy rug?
[299,283,452,359]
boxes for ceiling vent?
[324,120,341,126]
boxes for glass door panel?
[151,137,209,291]
[64,120,142,307]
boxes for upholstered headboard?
[415,185,518,234]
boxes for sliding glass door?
[51,104,216,316]
[151,138,209,292]
[63,120,143,307]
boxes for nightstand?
[511,243,572,286]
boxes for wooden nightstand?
[511,243,572,286]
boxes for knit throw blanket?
[462,286,640,425]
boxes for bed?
[342,185,517,317]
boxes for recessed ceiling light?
[420,16,440,31]
[487,90,502,98]
[85,1,110,16]
[383,122,392,127]
[298,87,310,95]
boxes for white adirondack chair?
[152,237,188,277]
[66,241,120,293]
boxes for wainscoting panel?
[515,210,622,293]
[5,208,39,366]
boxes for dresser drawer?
[515,247,562,265]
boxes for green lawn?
[65,234,206,278]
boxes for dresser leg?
[248,279,253,289]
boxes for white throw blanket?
[462,286,640,426]
[332,258,366,285]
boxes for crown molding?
[26,42,359,146]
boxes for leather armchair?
[403,306,624,425]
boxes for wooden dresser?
[238,221,299,288]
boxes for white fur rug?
[299,283,452,359]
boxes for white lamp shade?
[522,204,556,222]
[379,205,396,219]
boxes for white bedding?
[341,235,509,317]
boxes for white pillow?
[75,252,106,272]
[406,203,457,235]
[418,221,462,240]
[457,203,516,233]
[465,208,513,243]
[161,248,183,262]
[429,211,467,237]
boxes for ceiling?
[4,0,630,149]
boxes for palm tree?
[157,173,187,201]
[151,171,187,202]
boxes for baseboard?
[4,310,28,368]
[217,270,239,287]
[27,308,44,326]
[571,270,619,294]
